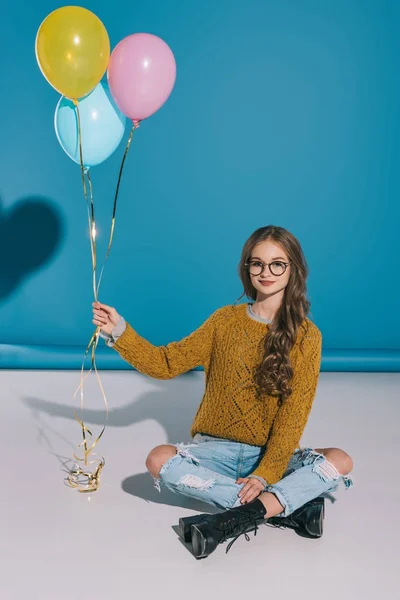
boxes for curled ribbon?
[66,100,139,493]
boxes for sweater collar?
[246,303,273,324]
[233,302,272,326]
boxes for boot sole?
[178,518,193,543]
[191,524,208,558]
[178,516,210,543]
[295,504,324,539]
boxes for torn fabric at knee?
[305,448,354,490]
[153,441,200,492]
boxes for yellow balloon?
[35,6,110,99]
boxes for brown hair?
[235,225,311,403]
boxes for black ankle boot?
[178,514,210,543]
[190,498,267,559]
[267,496,325,538]
[178,502,266,544]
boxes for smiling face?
[248,239,291,298]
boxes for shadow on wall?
[0,195,64,301]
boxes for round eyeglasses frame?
[245,259,292,277]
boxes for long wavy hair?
[235,225,311,403]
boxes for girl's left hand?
[236,477,265,504]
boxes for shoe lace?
[265,520,286,531]
[217,514,262,554]
[265,514,297,531]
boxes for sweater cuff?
[98,316,127,347]
[249,464,281,486]
[248,475,268,488]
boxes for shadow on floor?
[122,471,220,513]
[23,373,203,442]
[23,374,217,509]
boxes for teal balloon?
[54,82,126,167]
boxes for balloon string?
[73,99,88,200]
[86,170,98,303]
[66,100,108,492]
[66,110,139,493]
[97,121,139,294]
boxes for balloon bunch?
[35,6,176,493]
[36,5,176,164]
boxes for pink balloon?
[107,33,176,121]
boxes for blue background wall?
[0,0,399,370]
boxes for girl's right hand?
[92,301,120,335]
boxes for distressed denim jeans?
[154,433,354,517]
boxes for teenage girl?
[92,225,354,559]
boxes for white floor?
[1,369,398,600]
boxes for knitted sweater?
[112,302,322,484]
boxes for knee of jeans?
[152,442,200,492]
[302,447,354,491]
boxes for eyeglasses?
[245,259,291,277]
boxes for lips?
[259,280,275,285]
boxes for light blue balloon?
[54,82,126,167]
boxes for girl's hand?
[92,301,120,335]
[236,477,265,504]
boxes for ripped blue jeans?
[154,433,354,517]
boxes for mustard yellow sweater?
[113,302,322,484]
